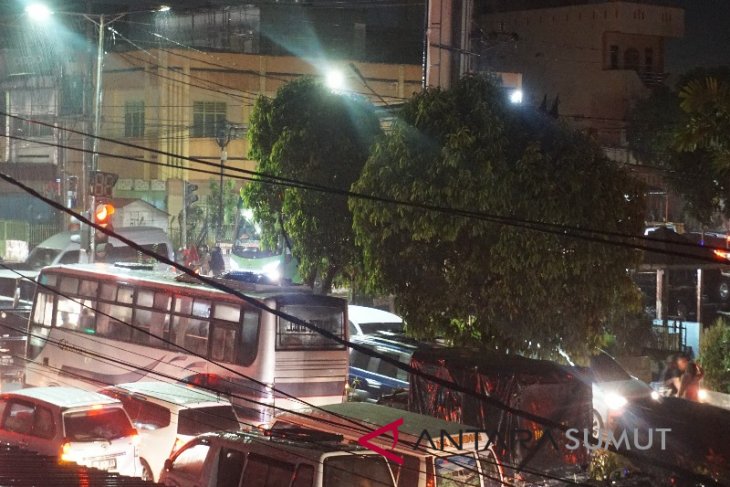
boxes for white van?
[25,227,174,269]
[98,382,241,482]
[348,305,404,337]
[0,386,139,477]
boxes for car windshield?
[591,353,632,382]
[323,455,393,487]
[25,247,60,270]
[177,406,240,436]
[63,408,135,441]
[435,455,481,486]
[359,322,404,335]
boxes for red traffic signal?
[94,203,115,228]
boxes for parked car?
[22,227,174,270]
[270,402,504,487]
[159,430,396,487]
[0,386,139,477]
[590,351,658,435]
[348,305,404,337]
[348,332,428,402]
[98,382,241,482]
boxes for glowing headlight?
[650,390,661,401]
[698,389,708,402]
[262,261,281,282]
[605,392,628,411]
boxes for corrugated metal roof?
[0,444,163,486]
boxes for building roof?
[0,444,163,487]
[5,387,119,409]
[109,382,230,407]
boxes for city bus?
[23,263,349,425]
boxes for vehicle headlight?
[605,392,628,411]
[650,390,661,401]
[262,261,281,282]
[698,389,708,402]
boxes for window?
[210,310,259,365]
[3,402,34,434]
[645,48,654,71]
[107,393,171,430]
[292,464,314,487]
[192,102,226,138]
[170,441,211,478]
[124,101,145,137]
[323,455,393,487]
[624,48,640,71]
[63,407,135,441]
[177,406,239,436]
[217,448,245,487]
[609,45,619,69]
[33,407,55,439]
[435,455,481,486]
[241,454,295,487]
[277,305,344,350]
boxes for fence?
[652,318,687,352]
[0,220,61,259]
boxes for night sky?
[664,0,730,76]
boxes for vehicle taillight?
[714,249,730,261]
[131,432,141,447]
[59,440,73,463]
[426,459,435,487]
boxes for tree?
[243,77,381,292]
[627,68,730,224]
[350,76,645,356]
[699,319,730,393]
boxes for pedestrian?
[210,245,225,277]
[660,354,681,395]
[183,243,200,270]
[674,352,704,401]
[199,245,211,275]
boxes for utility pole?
[88,13,105,262]
[215,122,245,243]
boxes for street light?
[325,69,346,92]
[25,3,127,262]
[509,89,524,104]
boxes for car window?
[103,392,171,430]
[323,455,394,487]
[217,448,245,487]
[435,455,480,487]
[171,441,210,478]
[63,407,135,441]
[33,406,55,439]
[178,406,239,436]
[351,350,371,369]
[3,401,34,435]
[292,464,314,487]
[241,453,295,487]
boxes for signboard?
[89,171,118,198]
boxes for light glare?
[326,69,345,91]
[25,3,53,21]
[158,5,171,12]
[509,89,523,104]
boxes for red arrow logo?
[357,418,404,465]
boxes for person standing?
[675,353,704,401]
[198,245,211,275]
[210,245,226,277]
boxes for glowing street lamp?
[509,89,524,104]
[325,69,346,92]
[25,3,53,21]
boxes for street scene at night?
[1,0,730,485]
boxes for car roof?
[348,305,402,326]
[351,332,426,352]
[5,387,120,409]
[200,431,371,460]
[107,382,231,407]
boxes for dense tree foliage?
[243,77,381,292]
[700,319,730,393]
[627,68,730,224]
[350,76,645,356]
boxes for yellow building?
[68,50,423,237]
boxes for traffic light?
[185,182,199,208]
[94,201,115,246]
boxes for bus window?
[136,289,154,308]
[100,283,116,301]
[118,287,135,304]
[59,277,79,295]
[172,316,209,356]
[56,296,81,329]
[79,279,99,298]
[214,304,240,322]
[132,309,169,347]
[211,326,236,363]
[240,311,260,365]
[28,291,54,359]
[97,304,133,341]
[277,305,344,350]
[192,299,211,318]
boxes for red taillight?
[426,459,435,487]
[59,440,73,463]
[714,249,730,260]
